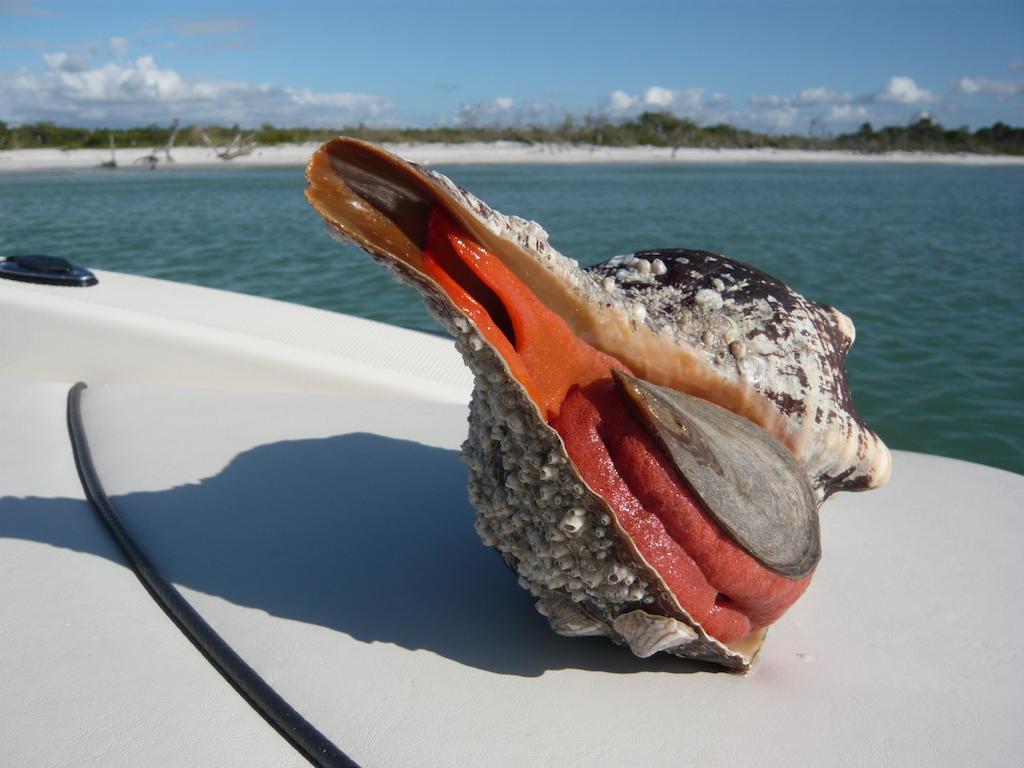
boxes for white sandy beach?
[1,141,1023,172]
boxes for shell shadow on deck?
[0,432,717,676]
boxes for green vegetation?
[1,114,1022,155]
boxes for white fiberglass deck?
[1,271,1021,767]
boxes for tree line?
[1,113,1021,155]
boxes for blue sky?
[1,0,1022,132]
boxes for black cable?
[66,382,360,768]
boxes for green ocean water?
[1,163,1022,476]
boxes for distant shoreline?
[2,141,1024,172]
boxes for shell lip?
[306,137,503,275]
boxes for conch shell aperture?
[305,138,891,670]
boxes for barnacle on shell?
[305,139,890,670]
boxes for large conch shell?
[306,139,891,670]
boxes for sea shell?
[305,139,890,670]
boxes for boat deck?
[2,271,1021,767]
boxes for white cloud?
[794,87,834,106]
[643,85,675,108]
[875,76,935,105]
[610,83,862,132]
[607,85,714,121]
[792,86,853,107]
[610,75,958,134]
[41,51,89,73]
[955,77,984,95]
[494,96,513,110]
[955,76,1023,100]
[649,86,704,111]
[746,76,951,131]
[743,77,930,131]
[825,104,869,125]
[608,89,635,112]
[0,51,390,126]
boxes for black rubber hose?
[66,382,359,768]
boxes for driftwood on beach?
[134,118,180,170]
[200,128,258,160]
[97,133,117,169]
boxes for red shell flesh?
[552,380,811,641]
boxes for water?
[2,163,1022,477]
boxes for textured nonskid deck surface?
[3,377,1022,767]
